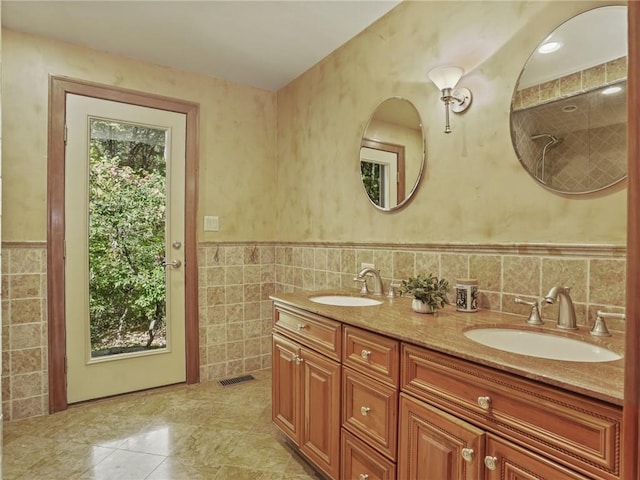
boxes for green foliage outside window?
[361,161,381,206]
[88,121,167,354]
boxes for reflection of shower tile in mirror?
[583,64,607,90]
[606,57,627,82]
[512,82,626,192]
[559,72,582,97]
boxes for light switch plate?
[204,216,219,232]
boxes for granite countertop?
[270,290,625,406]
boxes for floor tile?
[145,456,221,479]
[2,370,321,480]
[76,449,165,480]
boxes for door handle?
[163,259,182,268]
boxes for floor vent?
[218,374,255,387]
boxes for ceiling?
[518,6,627,88]
[2,0,401,91]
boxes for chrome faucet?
[355,267,384,296]
[544,286,578,330]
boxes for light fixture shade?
[428,65,465,90]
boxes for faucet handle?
[387,281,401,299]
[590,311,624,337]
[514,297,544,325]
[354,276,369,294]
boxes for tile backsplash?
[272,243,626,328]
[1,241,626,420]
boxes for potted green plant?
[399,273,450,313]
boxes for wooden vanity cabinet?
[272,300,622,480]
[272,305,342,480]
[398,393,591,480]
[401,344,622,480]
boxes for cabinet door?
[272,333,302,445]
[484,434,591,480]
[398,393,485,480]
[300,346,341,480]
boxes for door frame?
[47,76,200,413]
[624,2,640,477]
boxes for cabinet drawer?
[343,367,398,460]
[401,344,621,480]
[341,428,396,480]
[343,325,399,387]
[273,304,341,360]
[485,433,591,480]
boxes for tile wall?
[196,244,275,383]
[513,56,627,110]
[1,244,48,422]
[272,243,627,331]
[0,241,627,421]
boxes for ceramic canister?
[455,278,478,312]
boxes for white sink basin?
[464,328,622,363]
[309,295,383,307]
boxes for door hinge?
[64,124,68,145]
[64,356,67,374]
[63,240,66,259]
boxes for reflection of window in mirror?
[360,139,405,208]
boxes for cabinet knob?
[296,324,307,331]
[484,456,498,471]
[294,355,304,365]
[477,396,491,410]
[461,448,474,462]
[360,406,371,416]
[361,349,371,360]
[359,475,369,480]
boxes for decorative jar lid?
[456,278,477,285]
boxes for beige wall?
[275,0,627,244]
[1,29,277,243]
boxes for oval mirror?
[510,6,627,194]
[360,97,425,211]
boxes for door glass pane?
[361,160,386,207]
[89,119,168,358]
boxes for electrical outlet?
[361,262,375,270]
[204,216,219,232]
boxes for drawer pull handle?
[297,324,307,331]
[360,406,371,416]
[484,456,498,471]
[359,475,369,480]
[461,448,474,462]
[361,349,371,360]
[294,355,304,365]
[477,396,491,410]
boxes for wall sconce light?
[428,65,472,134]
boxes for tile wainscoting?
[1,241,626,420]
[1,244,48,422]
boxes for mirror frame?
[360,97,426,212]
[509,5,628,195]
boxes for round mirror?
[360,97,425,211]
[510,6,627,194]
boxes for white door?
[65,94,186,403]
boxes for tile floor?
[2,370,325,479]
